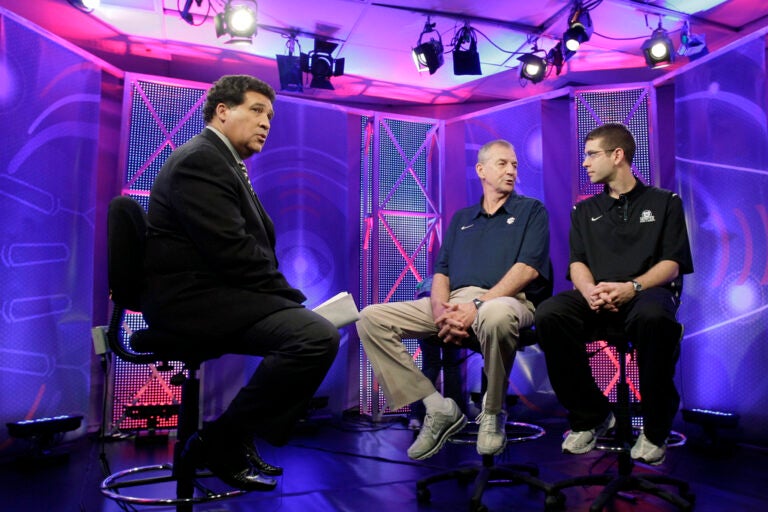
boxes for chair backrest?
[107,196,148,313]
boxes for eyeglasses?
[584,148,617,160]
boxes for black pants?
[209,307,340,446]
[535,288,681,446]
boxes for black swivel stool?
[416,327,553,512]
[99,196,249,511]
[544,325,695,512]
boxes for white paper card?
[312,291,360,328]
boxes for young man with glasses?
[535,123,693,465]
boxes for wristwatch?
[631,280,643,293]
[472,298,484,310]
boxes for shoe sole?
[636,456,665,466]
[410,414,468,461]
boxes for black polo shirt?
[434,192,551,302]
[569,179,693,283]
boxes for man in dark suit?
[142,75,340,490]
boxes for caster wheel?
[545,492,566,510]
[416,487,431,503]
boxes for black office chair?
[99,195,247,511]
[544,324,695,511]
[415,327,553,512]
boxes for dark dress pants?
[535,287,682,445]
[208,307,340,446]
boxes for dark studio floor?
[1,413,766,512]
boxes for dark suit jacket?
[142,128,305,340]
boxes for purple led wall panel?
[574,87,653,198]
[674,37,768,444]
[359,114,442,418]
[0,13,100,451]
[110,76,206,432]
[456,101,554,417]
[117,75,358,426]
[572,87,654,417]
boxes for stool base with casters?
[416,421,553,512]
[544,331,695,512]
[99,358,250,511]
[102,196,261,511]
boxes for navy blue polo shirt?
[569,179,693,283]
[434,192,551,298]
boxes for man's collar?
[205,125,244,165]
[472,191,518,218]
[599,177,645,206]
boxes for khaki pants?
[356,286,534,413]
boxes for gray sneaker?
[407,398,467,460]
[562,412,616,454]
[476,409,508,456]
[630,432,666,465]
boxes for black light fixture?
[678,21,709,61]
[67,0,100,12]
[641,21,675,68]
[547,41,574,76]
[518,51,547,84]
[300,39,345,90]
[563,1,593,52]
[412,17,444,75]
[7,415,83,456]
[214,0,258,45]
[276,35,303,92]
[452,22,481,75]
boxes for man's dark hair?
[202,75,276,123]
[586,123,636,165]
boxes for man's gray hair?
[477,139,515,164]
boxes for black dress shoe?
[183,432,277,491]
[244,442,283,476]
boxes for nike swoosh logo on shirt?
[460,224,473,230]
[591,215,603,221]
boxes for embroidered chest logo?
[639,210,656,223]
[507,216,516,224]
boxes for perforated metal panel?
[110,76,206,432]
[574,87,655,425]
[575,87,652,199]
[359,114,443,418]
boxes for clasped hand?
[434,302,475,345]
[585,281,634,313]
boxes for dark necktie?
[238,162,257,198]
[238,162,275,243]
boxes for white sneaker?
[562,412,616,454]
[407,398,467,460]
[476,393,507,456]
[476,409,507,456]
[631,432,666,465]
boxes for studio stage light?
[679,21,709,61]
[215,0,258,45]
[452,23,481,75]
[412,17,444,75]
[518,52,547,84]
[641,25,675,68]
[563,2,593,52]
[300,39,345,90]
